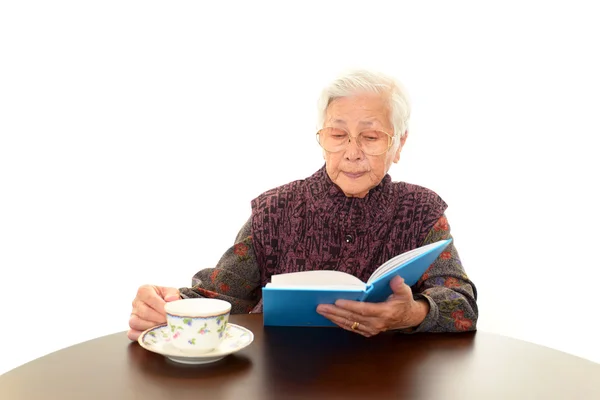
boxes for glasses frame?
[315,127,397,156]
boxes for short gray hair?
[317,69,411,139]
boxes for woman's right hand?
[128,284,181,341]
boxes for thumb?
[159,286,181,302]
[388,275,410,300]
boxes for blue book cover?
[262,239,452,327]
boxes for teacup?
[164,298,231,353]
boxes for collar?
[305,164,395,228]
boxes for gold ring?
[351,321,360,330]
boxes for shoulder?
[249,177,310,245]
[250,177,308,210]
[388,180,448,241]
[393,181,447,211]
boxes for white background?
[1,1,599,375]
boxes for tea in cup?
[164,298,231,353]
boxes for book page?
[268,270,365,287]
[367,240,447,284]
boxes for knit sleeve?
[406,214,479,333]
[178,217,262,314]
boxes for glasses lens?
[318,128,392,155]
[318,127,348,153]
[358,130,391,155]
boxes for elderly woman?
[128,69,478,340]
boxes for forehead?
[326,93,390,125]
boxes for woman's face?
[322,93,407,198]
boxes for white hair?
[317,69,411,139]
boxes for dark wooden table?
[1,314,599,399]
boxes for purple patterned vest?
[250,165,447,287]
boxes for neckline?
[305,164,395,226]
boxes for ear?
[393,130,408,163]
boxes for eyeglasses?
[316,127,396,156]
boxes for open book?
[262,238,452,327]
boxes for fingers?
[387,275,413,300]
[129,313,160,333]
[317,304,379,337]
[319,311,378,337]
[390,275,405,290]
[138,285,168,315]
[333,298,382,316]
[159,286,181,302]
[132,300,165,324]
[127,329,142,341]
[129,285,180,338]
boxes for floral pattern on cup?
[198,323,210,335]
[142,324,249,347]
[166,311,230,353]
[146,328,171,345]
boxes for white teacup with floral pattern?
[164,298,231,353]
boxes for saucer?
[138,323,254,365]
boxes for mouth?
[343,171,366,179]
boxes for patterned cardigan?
[180,168,478,333]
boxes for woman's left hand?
[316,275,429,337]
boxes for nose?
[343,136,364,161]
